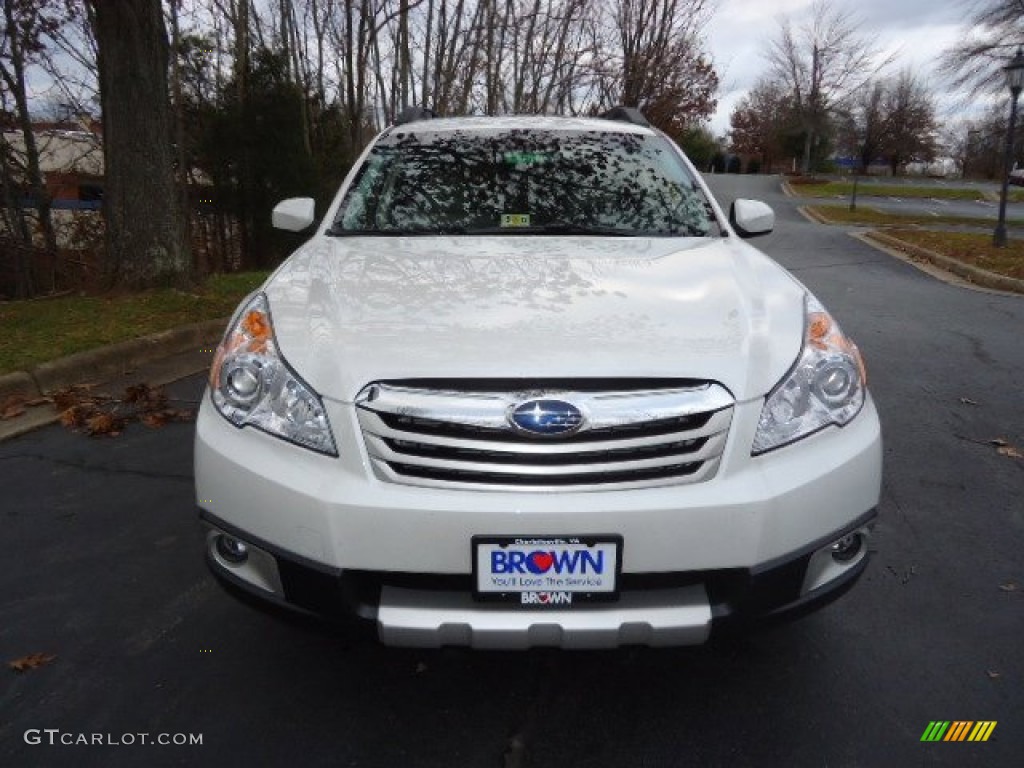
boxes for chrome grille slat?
[368,456,723,492]
[358,408,733,454]
[364,431,727,475]
[356,382,734,491]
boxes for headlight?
[209,293,337,455]
[752,294,866,454]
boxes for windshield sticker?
[500,214,532,228]
[503,151,549,167]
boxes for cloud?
[705,0,969,133]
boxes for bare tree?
[169,0,192,269]
[941,0,1024,93]
[837,70,938,176]
[765,0,890,173]
[882,70,938,174]
[729,79,794,172]
[89,0,191,288]
[837,80,887,173]
[0,0,62,292]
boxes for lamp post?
[993,47,1024,247]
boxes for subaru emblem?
[509,399,584,437]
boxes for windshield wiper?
[460,223,641,236]
[326,226,469,237]
[325,223,707,237]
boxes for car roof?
[388,114,656,137]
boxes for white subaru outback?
[195,107,882,649]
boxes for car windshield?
[329,129,719,237]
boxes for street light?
[993,47,1024,247]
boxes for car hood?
[262,235,806,403]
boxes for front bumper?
[196,392,882,648]
[202,507,876,648]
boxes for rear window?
[330,129,718,237]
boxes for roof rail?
[395,106,437,126]
[600,106,650,128]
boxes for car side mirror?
[272,197,315,231]
[729,199,774,238]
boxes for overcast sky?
[704,0,971,135]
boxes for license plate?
[472,535,622,604]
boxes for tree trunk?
[169,0,195,275]
[0,143,34,298]
[234,0,255,269]
[802,129,814,175]
[90,0,191,289]
[1,0,59,292]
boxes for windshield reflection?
[331,130,717,237]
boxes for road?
[2,174,1022,767]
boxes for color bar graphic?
[921,721,950,742]
[968,722,997,742]
[944,721,972,741]
[921,721,996,742]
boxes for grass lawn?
[806,204,1024,228]
[878,230,1024,281]
[0,272,269,374]
[790,180,1024,203]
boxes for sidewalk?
[0,319,226,441]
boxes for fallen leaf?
[53,382,193,439]
[124,383,153,404]
[86,412,125,436]
[958,397,979,406]
[8,653,57,673]
[52,391,78,411]
[51,385,94,412]
[141,412,168,429]
[1,394,26,411]
[988,438,1009,447]
[1,406,26,420]
[996,445,1022,459]
[986,670,1001,680]
[59,405,93,428]
[999,581,1019,592]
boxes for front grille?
[355,382,734,491]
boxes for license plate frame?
[471,535,623,604]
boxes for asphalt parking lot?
[782,173,1022,222]
[1,174,1021,767]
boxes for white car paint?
[264,235,805,404]
[195,113,883,648]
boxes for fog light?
[216,534,249,564]
[830,533,862,563]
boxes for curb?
[798,205,833,224]
[0,319,227,402]
[862,231,1024,295]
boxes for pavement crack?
[789,258,887,271]
[0,453,191,481]
[882,479,918,541]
